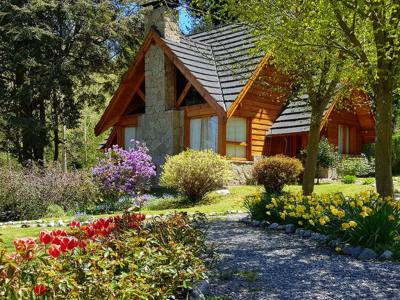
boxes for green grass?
[0,182,374,252]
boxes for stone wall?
[137,44,183,172]
[136,6,183,174]
[229,161,255,185]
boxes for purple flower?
[92,141,156,198]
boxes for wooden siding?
[232,66,291,158]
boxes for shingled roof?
[163,23,264,111]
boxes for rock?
[285,224,296,234]
[277,225,286,230]
[358,248,377,260]
[20,223,30,228]
[252,220,261,227]
[296,229,305,236]
[268,223,279,229]
[379,250,393,260]
[215,189,230,195]
[260,220,267,227]
[328,238,341,248]
[310,232,321,240]
[302,230,312,238]
[318,234,328,242]
[190,279,209,300]
[239,217,249,223]
[342,245,363,258]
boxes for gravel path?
[206,218,400,300]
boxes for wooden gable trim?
[151,32,225,118]
[96,28,226,136]
[176,82,191,108]
[116,115,139,127]
[137,89,145,102]
[226,53,272,119]
[320,96,340,131]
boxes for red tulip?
[13,238,36,253]
[39,231,53,245]
[69,220,81,228]
[51,229,67,237]
[78,240,87,249]
[34,284,47,296]
[48,244,61,258]
[67,237,79,250]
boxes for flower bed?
[0,212,208,299]
[245,191,400,257]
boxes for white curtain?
[226,117,247,158]
[124,127,136,150]
[190,116,218,152]
[338,125,350,154]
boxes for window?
[338,124,350,154]
[190,116,218,152]
[226,117,247,159]
[124,127,137,150]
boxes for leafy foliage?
[342,175,357,184]
[0,0,143,164]
[261,191,400,254]
[0,212,208,299]
[160,150,232,203]
[253,155,304,194]
[317,138,340,169]
[337,156,375,177]
[0,165,98,221]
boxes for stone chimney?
[144,5,181,42]
[136,2,184,171]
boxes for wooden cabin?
[95,4,375,169]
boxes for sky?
[178,6,193,34]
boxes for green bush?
[362,178,375,185]
[393,133,400,174]
[342,175,357,184]
[244,192,281,222]
[337,155,374,177]
[0,165,98,221]
[160,150,232,203]
[253,155,304,194]
[45,204,66,218]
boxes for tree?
[215,0,351,194]
[325,1,400,197]
[0,0,143,165]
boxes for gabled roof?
[268,91,374,136]
[95,23,267,135]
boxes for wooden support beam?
[176,82,191,108]
[137,89,145,101]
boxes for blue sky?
[179,6,193,34]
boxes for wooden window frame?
[226,117,252,161]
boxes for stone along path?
[205,218,400,300]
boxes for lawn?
[0,182,374,252]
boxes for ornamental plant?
[257,191,400,254]
[0,212,208,299]
[160,150,232,203]
[253,155,304,194]
[92,142,156,209]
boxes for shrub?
[342,175,357,184]
[92,142,156,210]
[45,204,66,218]
[261,191,400,254]
[160,150,232,203]
[0,165,98,221]
[337,155,374,177]
[362,178,375,185]
[253,155,304,194]
[0,212,208,299]
[244,192,278,221]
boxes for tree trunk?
[302,108,324,195]
[53,115,60,162]
[374,83,394,197]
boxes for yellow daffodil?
[348,220,357,228]
[341,222,350,229]
[389,214,395,221]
